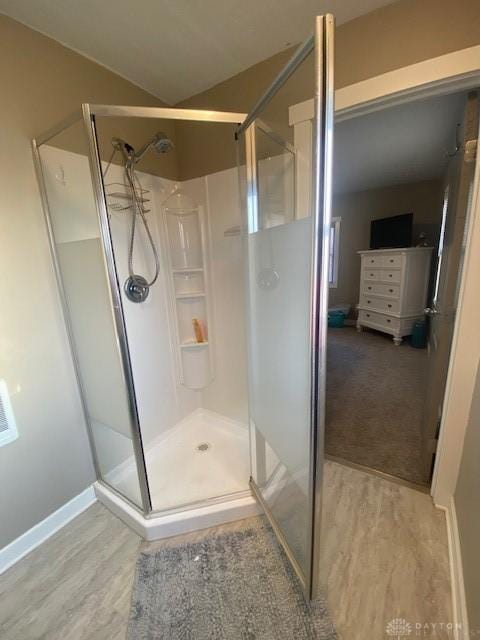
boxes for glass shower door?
[33,118,151,512]
[238,15,334,599]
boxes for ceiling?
[0,0,397,104]
[334,92,466,194]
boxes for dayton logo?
[386,618,412,638]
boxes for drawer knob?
[389,274,392,278]
[370,273,374,277]
[388,304,392,308]
[389,259,394,263]
[389,288,393,293]
[368,286,372,290]
[387,319,391,323]
[367,300,371,304]
[366,313,370,317]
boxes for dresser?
[356,247,433,345]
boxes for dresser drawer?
[359,295,400,313]
[363,268,381,281]
[362,282,400,298]
[362,254,383,268]
[358,309,400,332]
[382,254,402,268]
[380,269,401,283]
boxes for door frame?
[289,44,480,510]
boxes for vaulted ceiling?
[0,0,396,104]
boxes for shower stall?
[32,15,334,599]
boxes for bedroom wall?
[329,179,444,312]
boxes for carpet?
[326,326,428,484]
[127,523,337,640]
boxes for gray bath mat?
[127,522,337,640]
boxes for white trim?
[0,486,96,575]
[336,45,480,121]
[0,429,17,447]
[289,44,480,126]
[437,499,469,639]
[432,116,480,507]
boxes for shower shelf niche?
[163,190,213,391]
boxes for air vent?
[0,379,18,446]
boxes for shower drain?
[195,442,211,453]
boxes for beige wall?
[454,361,480,633]
[176,0,480,180]
[330,180,444,311]
[0,15,168,547]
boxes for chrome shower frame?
[32,104,246,519]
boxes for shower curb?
[95,482,261,541]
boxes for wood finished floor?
[0,461,452,640]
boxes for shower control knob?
[125,275,150,303]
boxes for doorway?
[323,90,479,485]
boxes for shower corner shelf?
[164,207,198,215]
[176,292,206,299]
[163,196,213,391]
[180,341,209,349]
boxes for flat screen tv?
[370,213,413,249]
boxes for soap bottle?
[192,318,205,343]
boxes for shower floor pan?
[95,409,260,540]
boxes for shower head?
[111,132,174,167]
[132,132,174,165]
[150,132,174,155]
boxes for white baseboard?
[0,486,96,575]
[437,498,469,639]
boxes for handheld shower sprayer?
[112,132,173,168]
[108,132,174,302]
